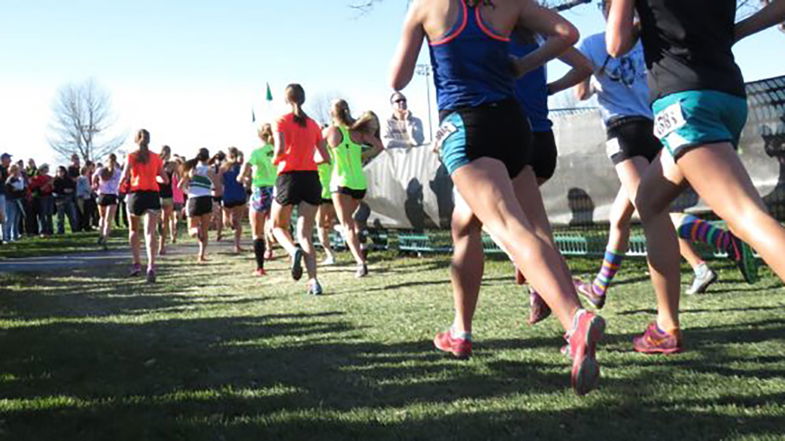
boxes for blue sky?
[1,1,783,165]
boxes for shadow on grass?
[1,263,784,440]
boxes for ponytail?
[285,84,308,127]
[135,129,151,164]
[331,99,355,128]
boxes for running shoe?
[253,268,267,277]
[264,248,274,260]
[96,236,104,245]
[321,255,336,266]
[632,322,683,354]
[433,330,472,359]
[146,266,157,284]
[565,311,605,396]
[515,267,526,285]
[686,269,718,295]
[727,232,759,284]
[128,263,142,277]
[291,247,304,281]
[308,280,323,296]
[355,263,368,278]
[528,290,551,325]
[574,279,606,309]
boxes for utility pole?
[416,64,434,143]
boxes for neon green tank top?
[330,126,367,191]
[249,144,276,188]
[318,158,333,200]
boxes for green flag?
[265,83,273,102]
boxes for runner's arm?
[547,47,592,95]
[575,77,594,101]
[390,1,425,90]
[361,132,385,163]
[735,0,785,42]
[511,1,580,77]
[315,138,331,166]
[606,0,639,57]
[238,163,252,184]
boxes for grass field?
[1,243,784,440]
[0,230,128,260]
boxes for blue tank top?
[222,164,246,203]
[428,0,515,112]
[511,41,552,132]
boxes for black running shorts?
[437,99,532,178]
[334,186,367,200]
[98,194,118,207]
[275,171,321,206]
[606,116,663,165]
[187,196,213,217]
[530,130,558,180]
[127,191,161,216]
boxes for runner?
[271,83,331,295]
[240,124,277,276]
[391,0,605,395]
[220,147,248,254]
[180,148,215,263]
[210,151,226,242]
[568,1,758,310]
[316,135,338,266]
[119,129,167,282]
[484,28,593,325]
[93,153,122,249]
[158,145,177,255]
[325,101,385,277]
[171,155,186,242]
[606,0,785,353]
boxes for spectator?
[4,164,26,242]
[0,153,10,244]
[53,166,78,234]
[29,164,54,237]
[76,166,94,232]
[26,158,38,178]
[21,159,38,237]
[67,154,81,179]
[383,91,425,149]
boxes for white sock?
[694,262,709,278]
[450,327,472,341]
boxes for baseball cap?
[1,153,12,160]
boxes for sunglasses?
[394,99,407,104]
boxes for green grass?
[0,230,129,260]
[1,247,784,440]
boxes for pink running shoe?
[253,268,268,277]
[528,290,551,325]
[565,311,605,396]
[633,322,683,354]
[434,330,472,359]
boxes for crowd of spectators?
[0,152,126,244]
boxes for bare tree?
[307,91,344,127]
[48,79,125,163]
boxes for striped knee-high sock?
[593,249,625,296]
[677,214,731,253]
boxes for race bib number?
[433,121,458,153]
[653,102,687,139]
[606,137,622,158]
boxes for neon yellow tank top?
[330,125,367,191]
[317,155,333,200]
